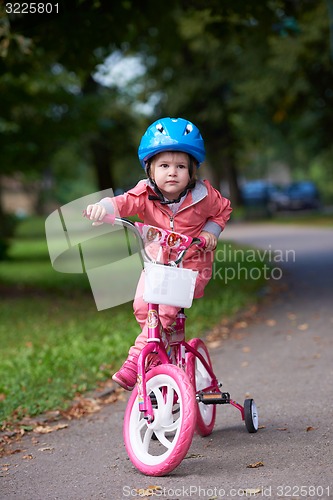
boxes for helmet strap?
[148,184,187,205]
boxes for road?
[1,222,333,499]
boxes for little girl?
[86,117,232,390]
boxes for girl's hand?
[199,231,218,251]
[86,204,106,225]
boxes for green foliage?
[1,0,333,209]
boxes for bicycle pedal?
[197,391,230,405]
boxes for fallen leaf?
[0,393,6,402]
[38,447,54,452]
[101,391,126,404]
[4,448,23,455]
[185,453,204,459]
[241,489,262,496]
[135,485,162,497]
[306,426,316,432]
[266,319,276,326]
[33,424,68,434]
[246,461,264,468]
[297,323,309,331]
[276,427,288,431]
[207,340,221,349]
[287,313,297,320]
[22,454,33,460]
[233,332,246,341]
[61,398,101,420]
[242,346,251,353]
[235,321,248,329]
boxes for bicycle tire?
[123,364,196,476]
[186,338,216,436]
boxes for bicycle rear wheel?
[186,338,216,436]
[123,364,196,476]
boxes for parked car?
[240,180,288,214]
[241,180,321,214]
[241,180,274,205]
[282,181,321,210]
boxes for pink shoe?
[112,357,137,391]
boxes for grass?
[0,297,136,423]
[0,216,271,427]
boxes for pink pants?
[128,269,209,358]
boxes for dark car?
[241,180,275,205]
[282,181,321,210]
[240,180,321,214]
[240,180,288,215]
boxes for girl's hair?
[146,153,198,191]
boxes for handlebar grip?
[192,236,206,248]
[101,213,116,224]
[198,236,206,248]
[82,210,116,224]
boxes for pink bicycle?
[89,214,259,476]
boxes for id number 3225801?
[5,2,59,14]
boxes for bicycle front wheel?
[123,364,196,476]
[186,338,216,436]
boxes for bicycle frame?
[136,303,245,423]
[136,298,223,422]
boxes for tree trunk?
[90,138,114,191]
[224,156,242,206]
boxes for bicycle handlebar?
[83,211,206,265]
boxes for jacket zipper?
[158,190,207,231]
[147,180,207,232]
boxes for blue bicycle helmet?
[138,117,206,168]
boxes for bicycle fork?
[136,304,170,423]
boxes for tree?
[1,0,333,214]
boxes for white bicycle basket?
[143,262,198,308]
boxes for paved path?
[1,223,333,499]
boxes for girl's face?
[150,151,191,200]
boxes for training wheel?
[244,398,259,433]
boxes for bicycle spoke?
[137,415,149,432]
[153,429,173,449]
[153,386,164,408]
[164,386,175,414]
[142,427,155,452]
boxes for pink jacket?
[100,179,232,297]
